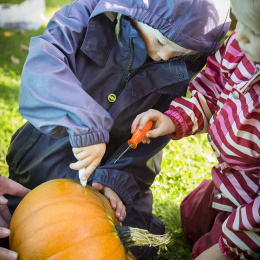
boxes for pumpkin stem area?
[115,225,170,254]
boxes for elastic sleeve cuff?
[69,130,110,147]
[219,236,249,260]
[219,236,232,259]
[164,110,188,140]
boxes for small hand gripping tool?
[114,120,153,164]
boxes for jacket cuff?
[69,130,110,147]
[219,236,233,259]
[219,236,253,260]
[164,109,188,140]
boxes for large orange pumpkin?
[9,179,169,260]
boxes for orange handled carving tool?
[114,120,153,164]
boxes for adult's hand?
[70,143,106,183]
[0,175,30,260]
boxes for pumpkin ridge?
[13,215,116,240]
[11,197,114,229]
[104,240,128,260]
[43,232,124,260]
[12,223,120,259]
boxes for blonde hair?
[232,0,260,22]
[115,14,123,46]
[114,14,204,61]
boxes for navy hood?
[91,0,231,53]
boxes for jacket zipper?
[129,56,182,79]
[113,38,135,98]
[110,39,184,101]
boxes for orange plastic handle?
[128,120,153,149]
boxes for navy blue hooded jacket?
[17,0,230,212]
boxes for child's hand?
[70,143,106,182]
[194,244,228,260]
[92,183,126,222]
[131,109,176,142]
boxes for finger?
[142,137,151,144]
[117,202,126,222]
[115,200,125,221]
[80,159,100,181]
[0,216,9,229]
[131,114,144,133]
[110,198,117,210]
[73,150,90,161]
[139,113,156,130]
[72,147,85,154]
[107,194,123,220]
[122,208,127,220]
[146,128,164,138]
[0,196,8,205]
[0,205,11,226]
[0,227,10,238]
[0,175,30,198]
[101,186,121,214]
[0,247,18,260]
[120,206,126,221]
[69,156,93,170]
[92,183,104,191]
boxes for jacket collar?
[80,13,147,69]
[80,14,117,67]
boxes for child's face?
[231,0,260,63]
[132,20,194,61]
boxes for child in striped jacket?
[131,0,260,259]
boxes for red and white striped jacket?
[165,31,260,259]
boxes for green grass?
[0,1,235,259]
[0,0,24,4]
[152,135,215,259]
[0,0,72,10]
[0,67,25,175]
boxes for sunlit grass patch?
[0,67,25,177]
[152,135,216,259]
